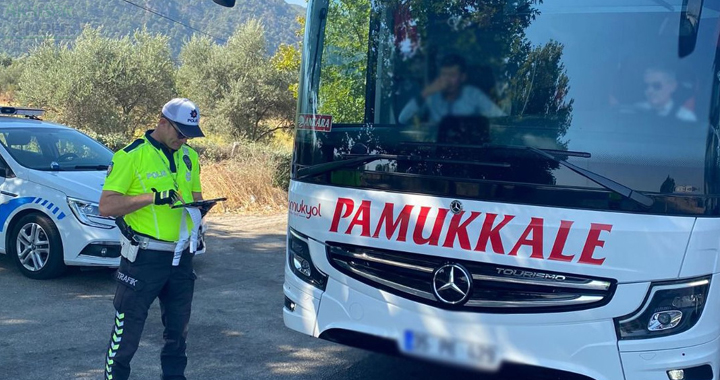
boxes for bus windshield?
[294,0,720,216]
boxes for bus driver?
[398,54,505,124]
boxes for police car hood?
[288,182,712,283]
[28,170,106,202]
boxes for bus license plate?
[400,330,500,370]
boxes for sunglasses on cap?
[163,116,190,140]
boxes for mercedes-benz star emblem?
[432,263,473,305]
[450,200,463,215]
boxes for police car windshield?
[0,127,113,171]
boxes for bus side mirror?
[212,0,235,7]
[679,0,704,58]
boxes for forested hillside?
[0,0,303,56]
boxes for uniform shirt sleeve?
[103,151,134,194]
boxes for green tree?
[0,53,25,96]
[178,20,297,141]
[317,0,371,123]
[0,0,302,58]
[17,27,176,141]
[0,53,12,67]
[16,38,69,113]
[271,38,303,99]
[270,14,304,108]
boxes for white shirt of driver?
[636,100,697,122]
[399,85,505,124]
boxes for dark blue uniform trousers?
[105,249,195,380]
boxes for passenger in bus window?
[635,66,697,122]
[397,54,505,124]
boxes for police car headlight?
[615,277,710,340]
[67,197,114,229]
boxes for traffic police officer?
[99,98,205,380]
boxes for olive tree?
[178,20,297,142]
[18,27,175,142]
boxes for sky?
[284,0,307,7]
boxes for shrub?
[271,150,292,191]
[189,139,233,162]
[199,141,291,214]
[96,133,132,152]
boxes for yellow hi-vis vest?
[103,132,202,242]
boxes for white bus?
[283,1,720,379]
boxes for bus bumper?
[284,271,720,380]
[619,337,718,380]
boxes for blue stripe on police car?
[0,197,67,232]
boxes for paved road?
[0,214,559,380]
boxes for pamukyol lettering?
[289,199,322,219]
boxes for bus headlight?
[288,229,327,290]
[615,277,710,340]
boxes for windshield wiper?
[403,141,652,207]
[296,154,400,179]
[295,154,509,180]
[296,146,652,208]
[73,165,109,170]
[520,146,654,208]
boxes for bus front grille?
[326,242,616,313]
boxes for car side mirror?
[0,166,14,178]
[0,160,14,178]
[212,0,235,7]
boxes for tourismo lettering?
[329,198,613,266]
[289,199,322,219]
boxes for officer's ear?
[158,117,171,132]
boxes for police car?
[0,106,120,279]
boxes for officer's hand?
[152,188,181,206]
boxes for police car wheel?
[9,213,65,279]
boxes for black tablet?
[172,197,228,209]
